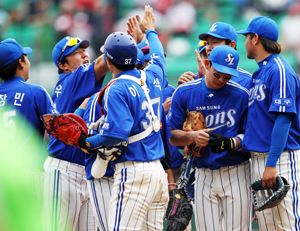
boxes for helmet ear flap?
[103,53,108,67]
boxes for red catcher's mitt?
[182,109,206,158]
[43,113,88,148]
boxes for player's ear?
[18,58,25,69]
[204,59,210,70]
[253,34,260,45]
[58,62,68,71]
[229,40,236,49]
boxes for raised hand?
[194,49,206,78]
[136,5,155,33]
[127,17,144,44]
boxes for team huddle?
[1,5,300,231]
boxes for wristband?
[232,138,237,150]
[168,183,178,187]
[236,136,242,151]
[74,108,85,117]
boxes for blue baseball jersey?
[163,84,185,169]
[47,62,105,165]
[100,52,166,165]
[167,78,250,169]
[82,93,114,180]
[195,67,252,90]
[243,54,300,152]
[0,76,58,168]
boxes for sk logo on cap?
[225,54,235,65]
[210,23,217,32]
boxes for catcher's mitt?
[43,113,88,148]
[182,109,206,158]
[252,176,290,211]
[165,187,193,231]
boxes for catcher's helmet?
[100,32,138,65]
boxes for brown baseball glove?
[182,109,206,158]
[43,113,88,148]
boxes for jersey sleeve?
[166,88,187,130]
[100,82,133,141]
[34,86,58,116]
[144,30,167,89]
[237,92,249,134]
[69,63,104,101]
[83,93,101,136]
[267,64,299,115]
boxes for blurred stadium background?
[0,0,299,91]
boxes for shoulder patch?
[273,98,292,107]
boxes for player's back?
[0,77,56,136]
[101,68,165,164]
[0,76,57,168]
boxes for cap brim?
[199,46,206,54]
[100,45,105,53]
[212,61,238,77]
[198,32,228,40]
[237,29,249,35]
[22,47,32,55]
[64,39,90,58]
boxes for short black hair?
[0,54,25,80]
[110,59,135,71]
[225,39,237,50]
[58,56,69,74]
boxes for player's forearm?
[169,129,195,147]
[94,54,109,83]
[83,134,124,150]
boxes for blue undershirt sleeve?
[266,113,293,167]
[74,108,85,117]
[146,30,164,57]
[86,134,125,150]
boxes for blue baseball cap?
[209,45,239,77]
[136,49,145,66]
[237,16,278,41]
[138,40,151,61]
[0,38,32,69]
[198,40,207,54]
[52,36,90,68]
[198,22,238,43]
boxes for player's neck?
[15,69,28,82]
[254,46,273,63]
[112,69,124,79]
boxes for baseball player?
[77,6,169,230]
[43,36,109,231]
[178,22,253,90]
[0,38,58,228]
[167,45,252,231]
[134,35,185,184]
[238,16,300,231]
[163,83,185,182]
[78,93,114,231]
[0,38,58,164]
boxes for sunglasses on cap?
[57,37,81,63]
[199,40,207,47]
